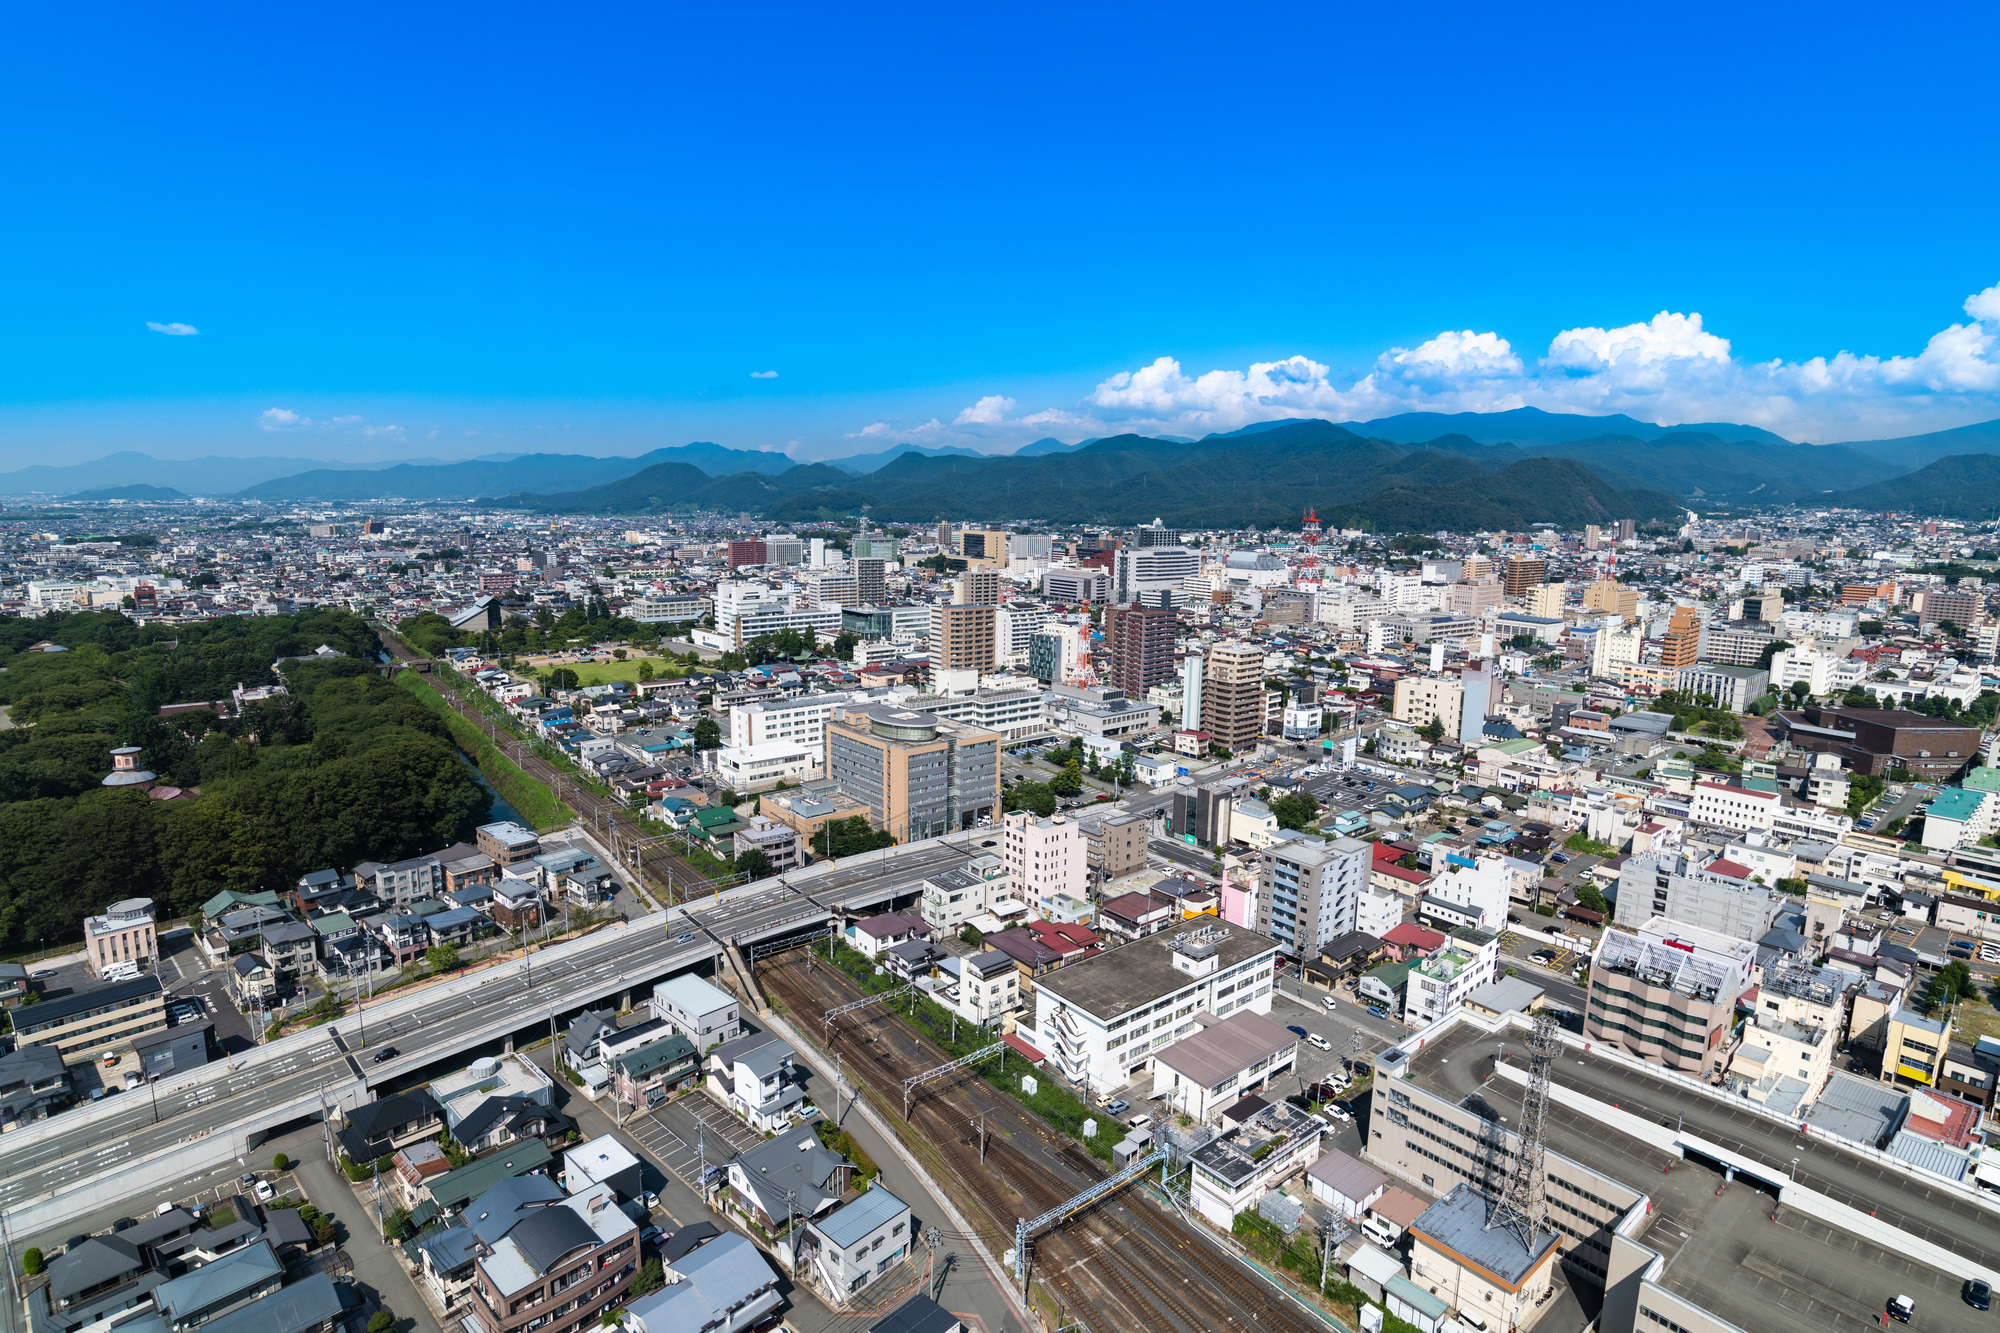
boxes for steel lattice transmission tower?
[1297,507,1322,584]
[1489,1011,1561,1249]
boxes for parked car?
[1323,1104,1353,1123]
[1287,1025,1309,1039]
[240,1172,258,1190]
[1368,1006,1389,1019]
[1307,1033,1332,1051]
[1127,1114,1153,1130]
[255,1181,275,1201]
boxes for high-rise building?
[1113,545,1200,607]
[995,603,1046,666]
[957,569,1001,605]
[1583,578,1638,621]
[1662,606,1702,670]
[825,703,1000,841]
[929,604,997,672]
[1920,586,1981,630]
[1027,629,1073,686]
[957,529,1009,570]
[1458,660,1494,746]
[800,572,858,607]
[1254,836,1370,956]
[1003,810,1087,913]
[1502,557,1548,597]
[1525,583,1566,619]
[1179,652,1204,731]
[1103,602,1178,697]
[1583,525,1603,550]
[854,557,886,605]
[1617,519,1636,541]
[1200,641,1265,751]
[1133,519,1182,548]
[726,540,768,568]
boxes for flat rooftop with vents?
[1374,1012,2000,1333]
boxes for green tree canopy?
[1269,790,1319,831]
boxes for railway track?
[765,953,1326,1333]
[379,632,718,903]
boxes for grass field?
[519,655,695,687]
[396,670,571,829]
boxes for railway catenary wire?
[764,954,1323,1333]
[378,634,718,902]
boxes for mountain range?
[471,419,1684,530]
[12,409,2000,523]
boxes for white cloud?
[750,370,779,379]
[859,279,2000,448]
[954,395,1016,425]
[145,321,199,336]
[256,407,405,440]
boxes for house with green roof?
[404,1138,555,1229]
[202,889,282,920]
[1357,962,1409,1012]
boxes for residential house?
[725,1123,850,1233]
[432,1055,571,1154]
[708,1030,806,1131]
[608,1033,701,1113]
[0,1043,70,1127]
[336,1088,444,1163]
[153,1241,285,1332]
[652,975,741,1050]
[848,912,930,959]
[795,1187,913,1302]
[620,1234,783,1333]
[955,950,1020,1025]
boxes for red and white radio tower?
[1297,507,1322,584]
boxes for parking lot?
[622,1088,771,1189]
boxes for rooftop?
[1411,1184,1561,1291]
[1034,925,1281,1020]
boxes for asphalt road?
[0,841,974,1215]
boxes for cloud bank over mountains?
[855,280,2000,450]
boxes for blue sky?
[3,1,1998,467]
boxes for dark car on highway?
[370,1046,398,1064]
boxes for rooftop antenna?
[1487,1009,1560,1250]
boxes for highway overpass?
[0,837,975,1234]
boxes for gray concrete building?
[1255,835,1370,957]
[1616,851,1786,943]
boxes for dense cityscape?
[7,476,2000,1333]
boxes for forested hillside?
[0,610,484,949]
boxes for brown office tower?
[1503,557,1548,597]
[855,557,886,604]
[1662,606,1701,669]
[930,603,997,672]
[1201,640,1265,752]
[1104,602,1178,697]
[727,539,768,568]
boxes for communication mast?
[1488,1010,1560,1249]
[1297,507,1322,585]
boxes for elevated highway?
[0,838,975,1233]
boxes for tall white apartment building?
[714,581,785,640]
[995,603,1047,666]
[1003,809,1088,913]
[728,690,856,750]
[1425,851,1531,930]
[1690,780,1780,834]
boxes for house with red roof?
[1380,923,1446,963]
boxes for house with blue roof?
[794,1185,912,1303]
[623,1233,781,1333]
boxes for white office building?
[1113,546,1201,606]
[729,690,857,750]
[1018,924,1282,1092]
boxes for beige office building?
[1584,579,1638,621]
[930,603,997,672]
[826,703,1001,841]
[1392,675,1463,736]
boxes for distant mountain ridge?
[67,484,190,502]
[232,443,794,501]
[1822,454,2000,517]
[9,408,2000,507]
